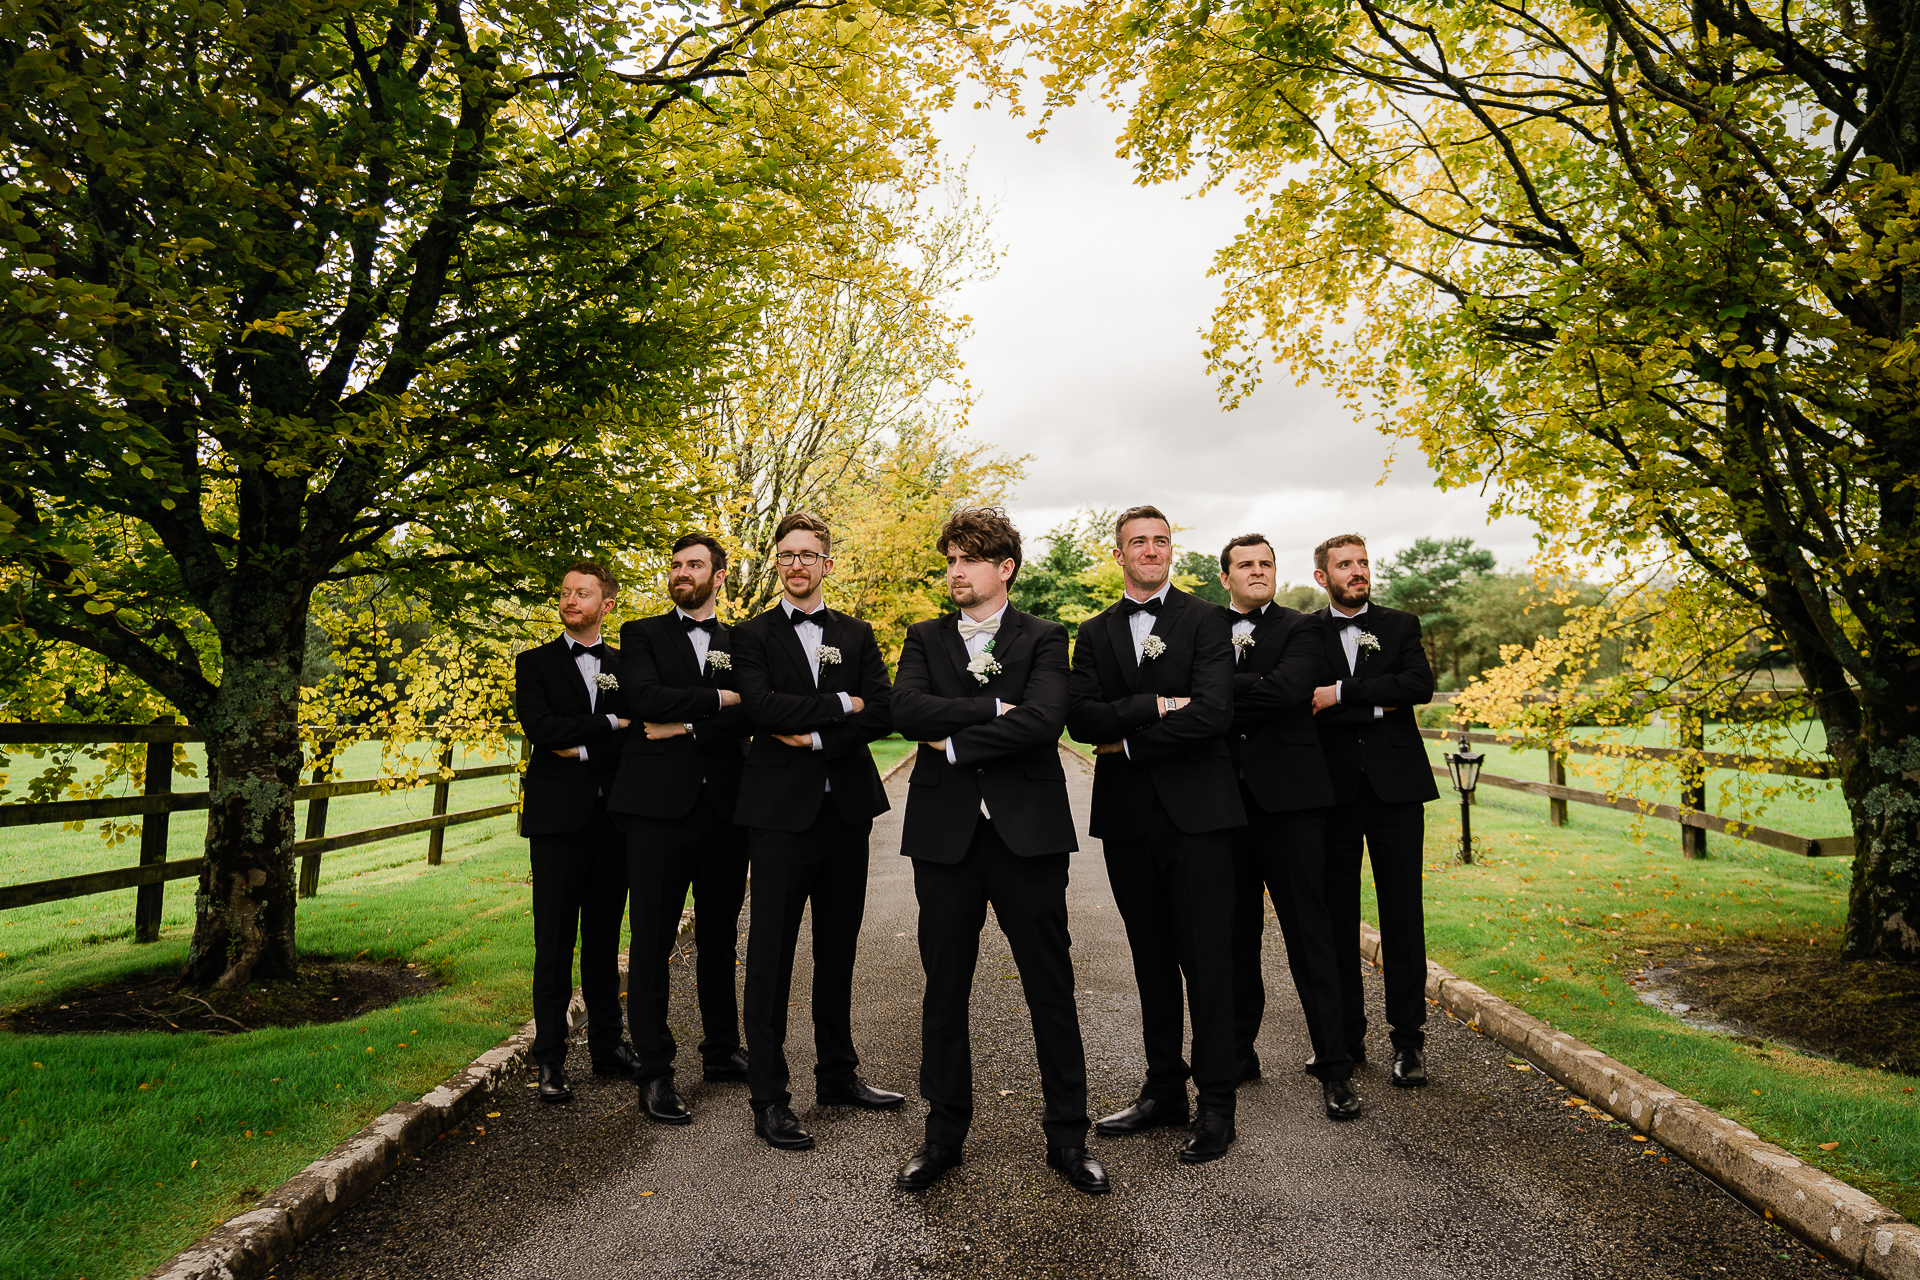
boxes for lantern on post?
[1444,732,1484,864]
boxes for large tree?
[0,0,954,987]
[1030,0,1920,959]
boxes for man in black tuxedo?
[732,511,902,1151]
[513,561,640,1103]
[889,507,1108,1196]
[1310,534,1440,1086]
[607,533,754,1125]
[1067,505,1246,1164]
[1215,535,1359,1121]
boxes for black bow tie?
[1119,596,1163,617]
[787,608,826,628]
[680,615,718,633]
[568,640,608,659]
[1237,604,1268,619]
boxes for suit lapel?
[1104,606,1143,692]
[939,612,973,688]
[660,610,705,684]
[772,607,816,686]
[553,637,595,711]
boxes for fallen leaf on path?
[1819,1142,1839,1150]
[998,1090,1014,1097]
[1508,1063,1531,1071]
[487,1112,501,1118]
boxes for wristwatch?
[683,722,695,737]
[1162,696,1177,714]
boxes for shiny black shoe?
[593,1041,643,1079]
[703,1049,750,1083]
[1176,1110,1236,1165]
[537,1062,573,1105]
[753,1103,815,1151]
[896,1143,963,1190]
[640,1075,692,1125]
[1094,1096,1189,1137]
[1046,1145,1110,1195]
[816,1075,906,1110]
[1392,1048,1429,1087]
[1323,1078,1363,1120]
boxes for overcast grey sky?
[930,91,1540,587]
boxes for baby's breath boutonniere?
[594,672,619,691]
[966,640,1002,686]
[1231,633,1256,656]
[1141,635,1168,661]
[1355,631,1382,656]
[706,650,732,672]
[817,644,843,666]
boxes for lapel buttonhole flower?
[1231,633,1256,655]
[1141,635,1168,661]
[966,640,1002,686]
[1356,631,1382,655]
[817,644,843,666]
[706,650,732,672]
[594,672,619,691]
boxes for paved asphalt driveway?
[273,748,1839,1280]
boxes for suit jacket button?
[1239,733,1248,740]
[976,767,986,776]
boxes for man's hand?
[922,738,949,752]
[997,702,1018,715]
[615,718,632,729]
[1093,741,1125,755]
[718,689,742,707]
[846,695,866,715]
[1312,685,1339,714]
[643,722,688,741]
[774,732,814,748]
[552,747,581,759]
[1157,696,1191,716]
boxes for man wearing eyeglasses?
[608,533,754,1126]
[730,511,900,1152]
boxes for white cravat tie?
[957,614,1001,643]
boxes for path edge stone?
[1378,921,1914,1276]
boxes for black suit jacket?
[1065,586,1245,838]
[1313,603,1441,805]
[1221,603,1337,813]
[731,605,893,832]
[606,611,752,820]
[515,636,629,836]
[892,607,1078,863]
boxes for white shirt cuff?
[836,691,853,715]
[810,731,824,751]
[1374,705,1385,719]
[1334,680,1344,703]
[715,690,724,712]
[994,699,1004,715]
[945,740,957,763]
[606,713,619,729]
[577,743,589,761]
[1122,739,1131,759]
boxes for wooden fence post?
[133,717,175,943]
[425,736,454,866]
[298,739,336,899]
[1547,743,1569,828]
[1680,712,1708,859]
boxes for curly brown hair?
[937,506,1023,584]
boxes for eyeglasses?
[774,551,826,567]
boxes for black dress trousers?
[742,804,873,1109]
[620,782,751,1082]
[914,818,1089,1150]
[1230,791,1352,1082]
[1325,774,1429,1054]
[1100,795,1238,1116]
[527,806,629,1066]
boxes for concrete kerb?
[1390,921,1912,1274]
[143,749,918,1280]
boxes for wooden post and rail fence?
[0,722,529,940]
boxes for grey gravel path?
[271,748,1840,1280]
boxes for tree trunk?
[179,634,305,989]
[1842,694,1920,963]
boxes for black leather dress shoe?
[1094,1096,1189,1137]
[816,1076,906,1110]
[753,1103,815,1151]
[1323,1078,1363,1119]
[896,1143,963,1190]
[1392,1048,1429,1087]
[593,1041,643,1079]
[1236,1057,1262,1085]
[537,1063,573,1105]
[640,1075,692,1125]
[1046,1146,1110,1195]
[1177,1110,1237,1164]
[703,1049,750,1082]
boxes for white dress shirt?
[673,608,727,716]
[946,602,1009,817]
[1230,603,1262,662]
[1121,583,1173,757]
[566,633,621,760]
[1328,603,1385,719]
[782,600,854,785]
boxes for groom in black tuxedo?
[513,561,639,1104]
[608,533,754,1125]
[1067,505,1246,1164]
[1310,534,1440,1086]
[732,511,901,1151]
[889,507,1107,1196]
[1214,535,1359,1120]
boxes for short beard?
[949,580,983,608]
[1328,579,1370,610]
[670,577,713,610]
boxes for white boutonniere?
[1355,631,1382,656]
[706,650,732,672]
[966,640,1002,686]
[1231,633,1256,655]
[817,644,842,666]
[594,672,619,691]
[1141,635,1168,661]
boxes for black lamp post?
[1444,732,1484,864]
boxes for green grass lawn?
[1388,749,1919,1220]
[1,738,910,1280]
